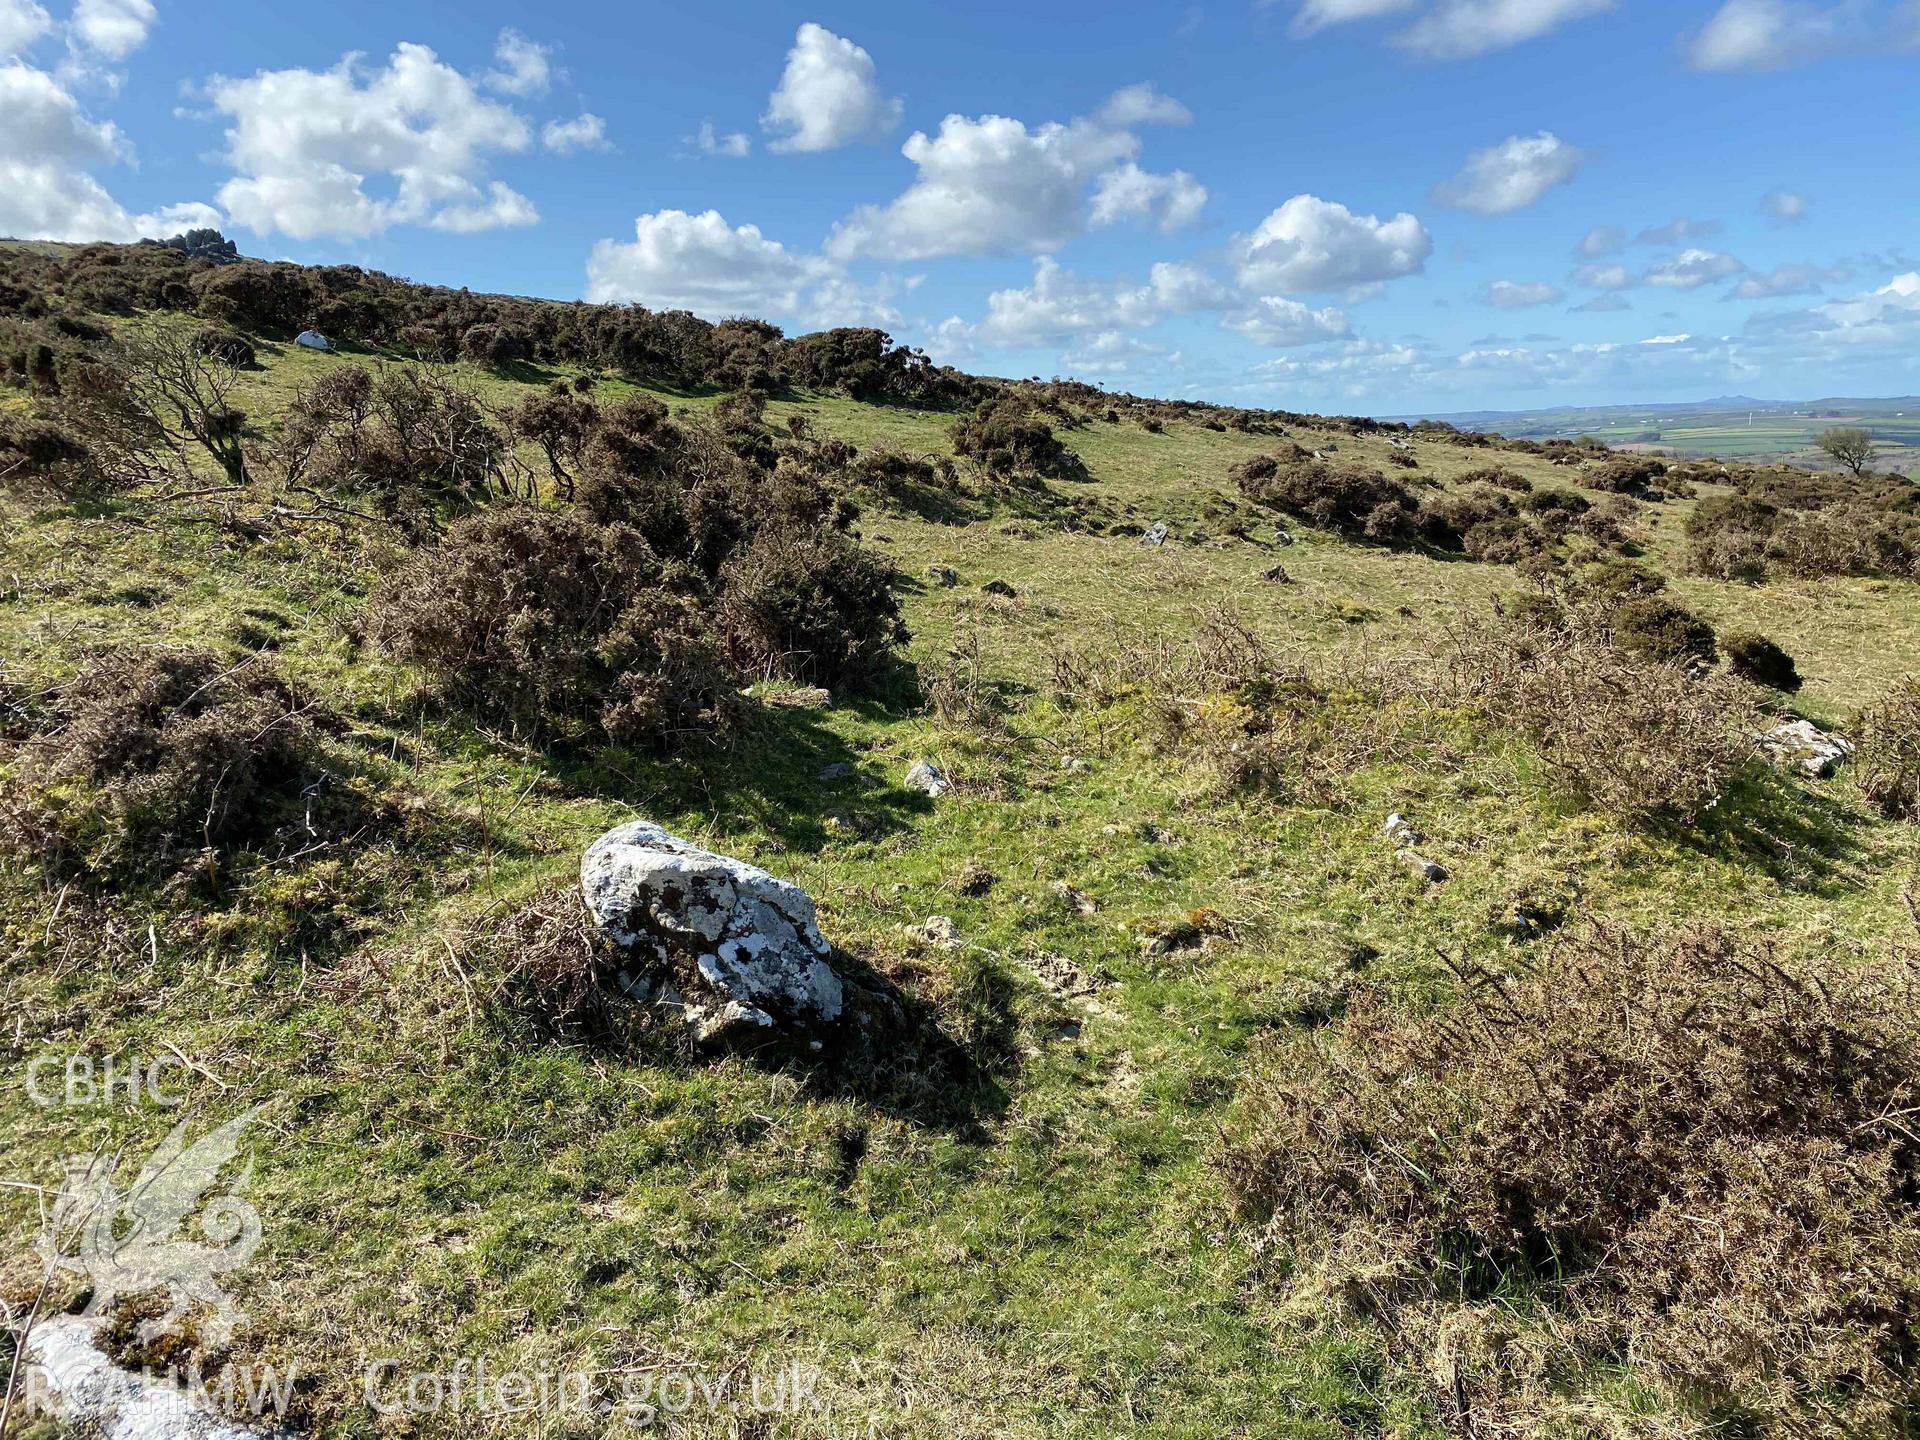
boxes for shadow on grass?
[770,949,1012,1137]
[1680,765,1867,892]
[555,692,930,854]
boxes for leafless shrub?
[1221,920,1920,1437]
[277,362,522,530]
[922,631,1006,730]
[55,330,252,491]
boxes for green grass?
[5,337,1920,1437]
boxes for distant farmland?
[1401,396,1920,467]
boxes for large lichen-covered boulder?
[580,821,845,1040]
[1759,718,1854,778]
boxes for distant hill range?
[1391,396,1920,465]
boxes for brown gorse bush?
[0,648,362,876]
[1855,677,1920,821]
[368,507,740,749]
[276,362,522,530]
[715,522,904,690]
[1221,920,1920,1437]
[1426,612,1758,824]
[949,397,1088,483]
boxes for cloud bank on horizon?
[2,0,1916,413]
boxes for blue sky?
[5,0,1919,413]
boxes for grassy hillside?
[5,247,1920,1438]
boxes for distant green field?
[1407,397,1920,467]
[1581,413,1920,466]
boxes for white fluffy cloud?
[1760,189,1807,222]
[1232,195,1432,294]
[0,58,216,241]
[1222,295,1354,346]
[1089,162,1207,232]
[687,121,750,159]
[957,256,1231,348]
[828,91,1199,260]
[1149,261,1234,312]
[1095,82,1192,127]
[585,208,827,315]
[1294,0,1612,57]
[486,29,552,97]
[70,0,153,59]
[583,210,908,330]
[206,43,538,240]
[1398,0,1613,58]
[0,0,52,55]
[1061,331,1167,375]
[762,23,900,153]
[975,257,1161,345]
[1483,279,1564,307]
[802,272,911,330]
[1688,0,1884,70]
[543,113,608,153]
[1432,132,1582,215]
[931,256,1232,354]
[1645,248,1745,288]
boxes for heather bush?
[1722,631,1803,692]
[1583,453,1667,495]
[0,414,95,494]
[188,326,255,368]
[1234,458,1438,547]
[1686,490,1920,582]
[1221,921,1920,1437]
[716,522,905,689]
